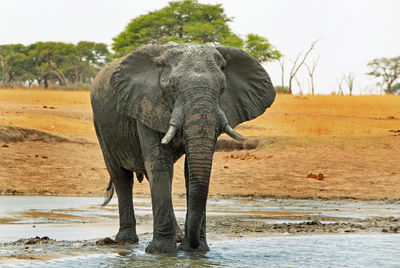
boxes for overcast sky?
[1,0,399,94]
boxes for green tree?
[73,41,109,83]
[113,0,280,61]
[367,56,400,94]
[244,34,281,63]
[1,42,110,88]
[28,42,75,87]
[0,44,27,84]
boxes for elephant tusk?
[225,125,247,141]
[161,125,177,144]
[217,106,247,141]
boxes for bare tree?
[279,57,285,90]
[335,76,345,95]
[288,39,320,94]
[305,55,320,95]
[344,72,355,96]
[295,77,303,95]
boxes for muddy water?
[2,235,400,267]
[1,196,400,267]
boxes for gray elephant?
[90,43,275,253]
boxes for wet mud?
[1,197,400,265]
[1,214,399,264]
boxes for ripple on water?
[2,234,400,268]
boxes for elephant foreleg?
[137,121,176,254]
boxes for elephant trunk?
[183,95,218,249]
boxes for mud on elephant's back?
[90,57,124,102]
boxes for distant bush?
[0,83,15,89]
[48,82,91,91]
[0,82,91,91]
[274,85,291,94]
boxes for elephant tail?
[136,172,144,183]
[102,177,114,207]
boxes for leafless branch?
[295,76,303,95]
[288,39,321,94]
[278,57,285,90]
[344,72,355,96]
[305,55,320,95]
[335,76,345,95]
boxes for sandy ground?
[0,90,399,264]
[0,91,399,200]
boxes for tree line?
[0,0,281,90]
[0,41,109,88]
[1,0,399,94]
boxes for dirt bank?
[0,125,399,199]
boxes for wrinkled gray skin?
[90,43,275,253]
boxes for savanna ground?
[0,89,399,200]
[1,89,400,264]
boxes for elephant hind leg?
[174,217,184,243]
[94,122,138,242]
[111,167,138,243]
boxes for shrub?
[274,85,290,94]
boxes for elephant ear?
[216,46,276,128]
[112,45,173,133]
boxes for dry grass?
[1,89,399,137]
[0,89,94,135]
[0,89,90,106]
[238,94,400,137]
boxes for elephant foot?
[177,238,209,252]
[145,238,176,254]
[115,227,139,243]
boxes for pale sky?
[1,0,399,94]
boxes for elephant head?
[112,43,275,249]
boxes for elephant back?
[91,57,125,102]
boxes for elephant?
[90,43,275,253]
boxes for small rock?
[96,237,117,245]
[25,238,37,245]
[1,144,9,148]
